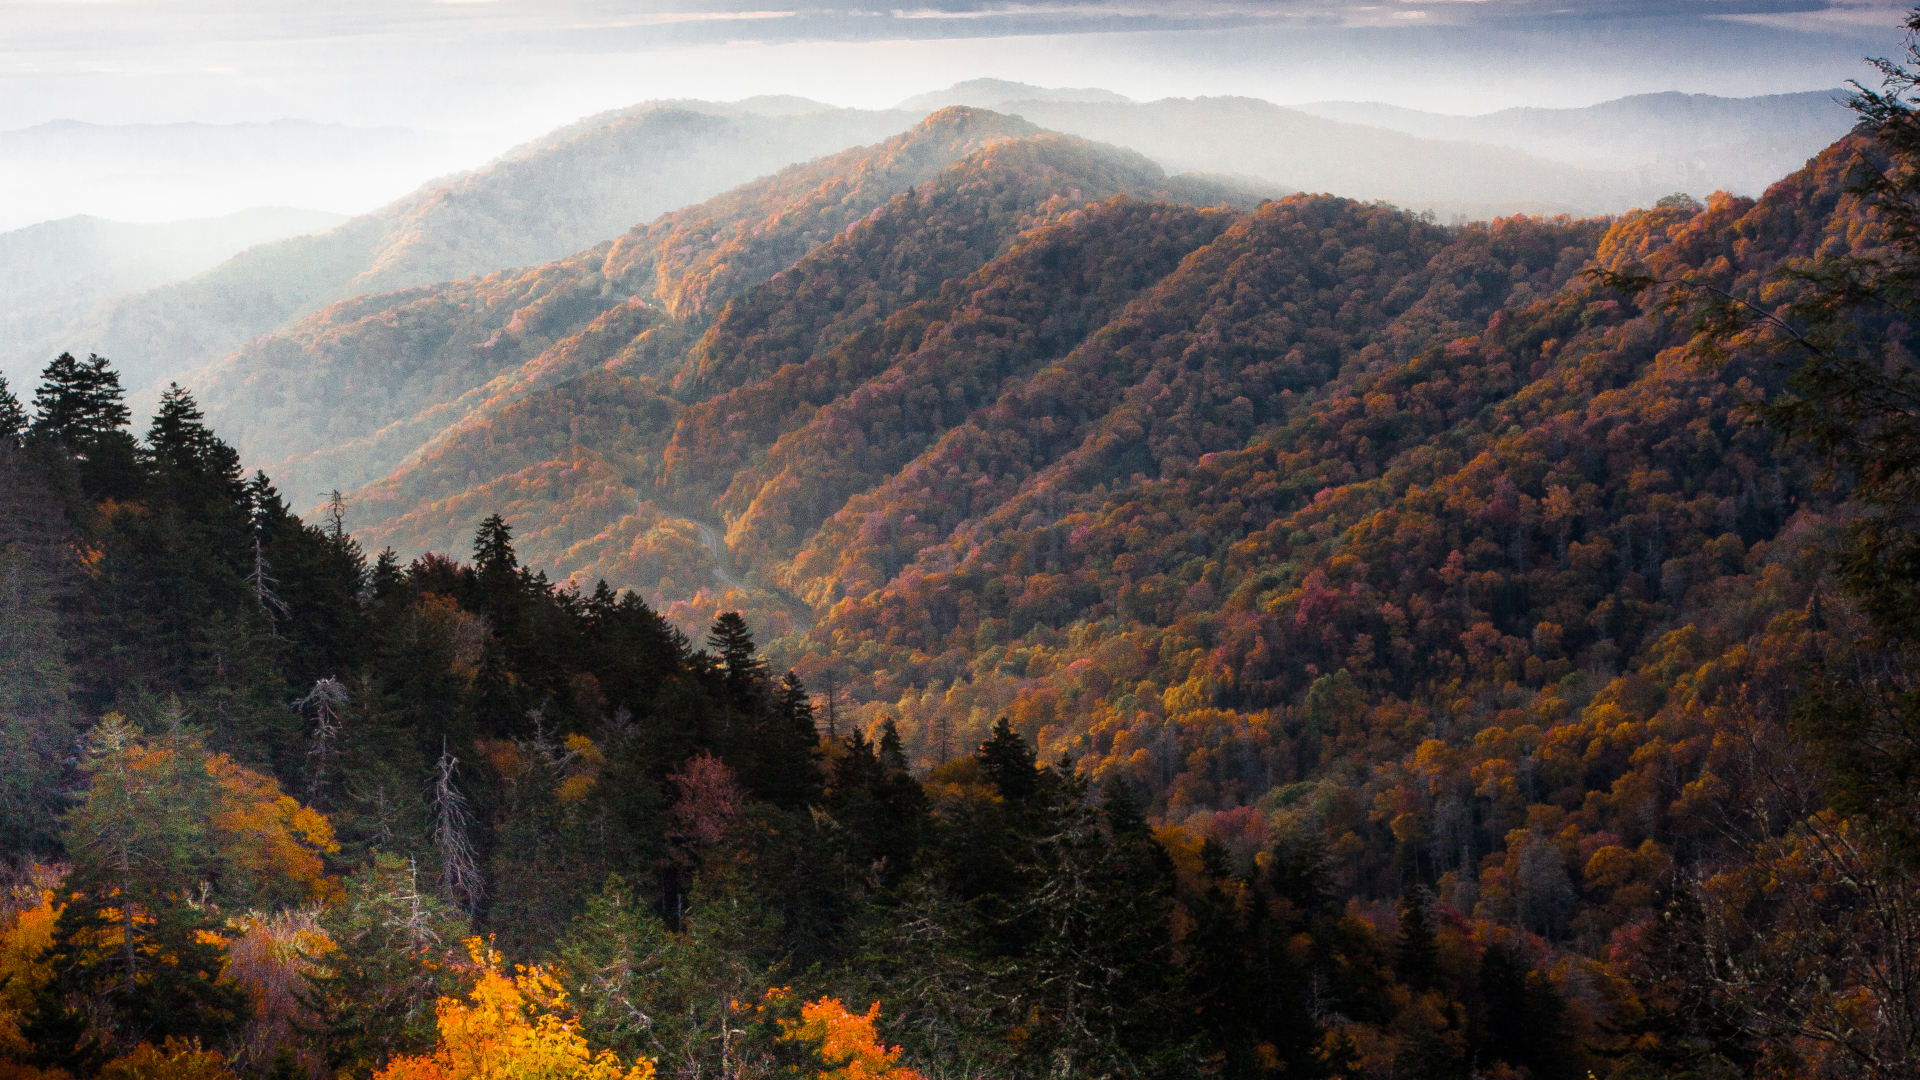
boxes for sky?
[1,0,1909,131]
[0,0,1912,223]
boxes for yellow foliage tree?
[374,941,654,1080]
[0,889,60,1053]
[778,998,924,1080]
[97,1039,239,1080]
[204,753,340,905]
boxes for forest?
[8,21,1920,1080]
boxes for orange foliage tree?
[0,887,59,1055]
[778,998,924,1080]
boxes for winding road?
[651,499,811,633]
[692,519,747,592]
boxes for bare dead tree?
[295,678,349,805]
[324,490,349,542]
[246,533,290,629]
[432,740,483,914]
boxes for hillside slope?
[0,207,345,383]
[299,128,1869,852]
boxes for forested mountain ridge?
[190,108,1050,501]
[194,111,1275,514]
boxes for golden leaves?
[374,939,655,1080]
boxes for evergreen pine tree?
[1101,775,1148,837]
[706,612,765,690]
[28,351,139,496]
[1269,829,1337,922]
[1476,941,1577,1080]
[472,513,519,583]
[30,352,130,443]
[146,383,240,487]
[977,717,1038,802]
[42,707,251,1048]
[877,716,909,773]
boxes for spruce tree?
[706,611,764,690]
[30,352,130,443]
[41,708,250,1049]
[1101,775,1148,837]
[146,383,239,486]
[29,352,139,497]
[472,513,519,583]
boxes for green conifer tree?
[28,351,139,497]
[977,717,1038,802]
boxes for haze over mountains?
[0,119,497,231]
[0,80,1860,414]
[0,105,920,402]
[1299,88,1855,198]
[0,207,346,378]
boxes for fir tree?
[30,352,130,444]
[1101,775,1148,838]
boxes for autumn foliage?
[778,998,923,1080]
[374,941,654,1080]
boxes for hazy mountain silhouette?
[1299,89,1855,195]
[0,105,919,400]
[0,207,344,396]
[895,78,1133,111]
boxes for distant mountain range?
[0,207,346,398]
[1298,89,1855,197]
[1,80,1860,417]
[0,106,919,401]
[895,78,1134,111]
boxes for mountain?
[254,120,1867,821]
[903,82,1854,213]
[1299,89,1856,196]
[13,86,1849,406]
[4,96,1905,1080]
[191,109,1277,515]
[1,104,922,399]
